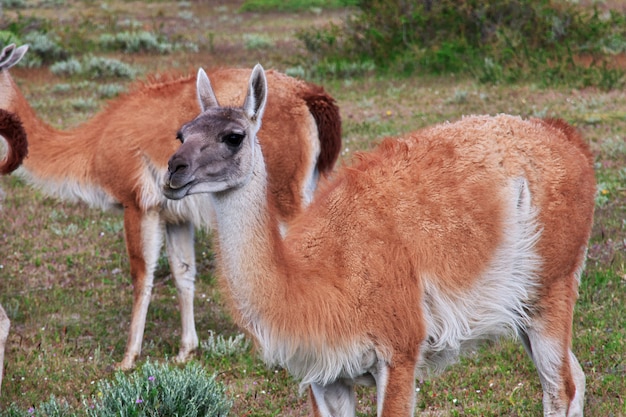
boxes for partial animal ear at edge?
[243,63,267,123]
[0,44,29,70]
[196,68,220,112]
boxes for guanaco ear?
[0,44,29,70]
[243,64,267,123]
[196,68,220,112]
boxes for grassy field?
[0,0,625,415]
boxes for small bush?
[52,56,136,80]
[201,330,251,357]
[0,0,26,8]
[1,396,73,417]
[69,97,98,111]
[243,33,273,50]
[83,56,136,79]
[98,31,173,54]
[97,83,125,99]
[21,31,66,67]
[1,362,231,417]
[84,360,231,417]
[50,58,82,76]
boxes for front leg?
[165,221,198,363]
[309,380,356,417]
[119,207,164,370]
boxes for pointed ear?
[196,68,219,112]
[0,44,15,63]
[243,64,267,123]
[0,44,29,70]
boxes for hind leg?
[309,380,356,417]
[519,278,585,416]
[520,327,585,416]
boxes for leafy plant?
[84,360,231,417]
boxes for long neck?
[1,71,108,206]
[210,142,372,385]
[211,149,282,316]
[0,71,61,147]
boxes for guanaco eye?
[223,132,245,147]
[175,131,184,143]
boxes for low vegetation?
[0,0,624,416]
[298,0,626,89]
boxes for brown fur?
[0,48,341,369]
[276,115,595,415]
[173,72,595,416]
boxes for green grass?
[297,0,626,89]
[1,0,625,415]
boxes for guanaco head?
[163,64,267,200]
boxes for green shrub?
[0,0,26,8]
[1,396,73,417]
[69,97,98,111]
[243,33,273,50]
[51,56,135,79]
[97,83,125,99]
[20,31,66,67]
[83,56,136,79]
[84,360,231,417]
[298,0,626,88]
[98,31,173,54]
[1,362,231,417]
[201,330,251,357]
[50,58,82,76]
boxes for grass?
[1,0,625,415]
[297,0,626,89]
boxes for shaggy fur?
[164,66,595,417]
[0,44,341,369]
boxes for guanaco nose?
[168,155,189,176]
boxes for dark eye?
[222,132,245,147]
[175,131,184,143]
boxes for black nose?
[168,155,189,175]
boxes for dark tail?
[0,109,28,174]
[301,85,342,176]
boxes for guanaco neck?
[210,145,377,385]
[2,71,109,206]
[211,150,283,316]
